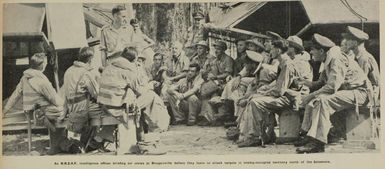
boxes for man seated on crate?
[198,40,234,126]
[59,47,112,153]
[165,63,204,126]
[294,33,371,153]
[3,53,81,155]
[236,36,312,148]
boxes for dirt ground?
[2,125,379,156]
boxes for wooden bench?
[3,110,121,153]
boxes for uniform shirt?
[4,69,63,115]
[165,51,190,77]
[355,45,380,87]
[312,46,367,96]
[205,53,234,76]
[131,29,153,52]
[98,57,140,107]
[233,52,248,75]
[60,61,100,113]
[186,25,207,45]
[173,74,204,95]
[100,24,134,57]
[190,53,213,68]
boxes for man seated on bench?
[60,47,112,153]
[295,33,371,153]
[3,53,79,155]
[236,36,312,148]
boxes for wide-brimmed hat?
[341,26,369,41]
[213,41,227,50]
[195,40,209,48]
[246,38,265,51]
[245,50,265,63]
[266,31,283,40]
[287,36,304,51]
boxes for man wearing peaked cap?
[342,27,380,137]
[185,11,208,47]
[342,26,379,102]
[295,33,369,153]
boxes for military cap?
[287,36,304,51]
[195,40,209,48]
[245,50,264,63]
[266,31,283,40]
[213,40,227,50]
[311,33,335,48]
[342,26,369,41]
[137,54,146,60]
[246,38,265,51]
[192,11,204,19]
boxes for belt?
[67,95,88,104]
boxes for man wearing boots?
[166,63,204,126]
[198,40,234,126]
[60,47,110,152]
[295,33,369,153]
[236,36,312,148]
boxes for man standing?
[166,63,204,125]
[100,5,134,66]
[199,40,234,126]
[130,18,155,68]
[185,11,207,47]
[295,34,369,153]
[3,53,73,155]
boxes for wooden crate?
[276,109,300,143]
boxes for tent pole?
[296,23,312,36]
[49,42,60,91]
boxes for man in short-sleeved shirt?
[166,63,204,125]
[100,5,134,66]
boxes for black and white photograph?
[1,0,382,162]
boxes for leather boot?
[296,137,325,154]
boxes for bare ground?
[2,125,379,156]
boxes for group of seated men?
[152,25,379,154]
[3,25,379,155]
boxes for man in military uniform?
[100,5,134,67]
[130,18,155,69]
[149,53,166,95]
[198,40,234,126]
[236,37,312,147]
[3,53,76,155]
[342,26,379,106]
[185,11,207,47]
[295,34,369,153]
[166,63,204,125]
[190,40,213,68]
[60,47,111,152]
[233,39,248,75]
